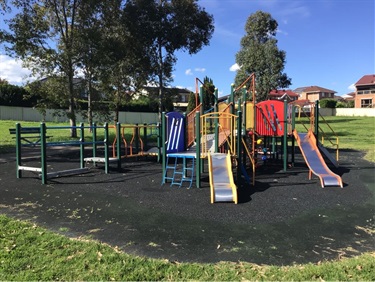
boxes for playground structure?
[14,122,114,184]
[12,74,343,195]
[13,122,159,184]
[161,74,343,203]
[110,123,160,159]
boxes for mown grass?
[0,215,374,281]
[295,116,374,162]
[0,120,158,154]
[0,116,374,280]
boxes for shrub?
[0,84,37,107]
[320,99,337,108]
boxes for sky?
[1,0,374,97]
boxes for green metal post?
[135,124,139,154]
[315,100,319,142]
[79,123,84,169]
[143,123,147,150]
[104,123,109,174]
[195,111,201,188]
[237,110,242,181]
[283,100,288,171]
[157,122,161,163]
[40,123,47,184]
[215,88,218,106]
[116,122,121,168]
[92,123,97,160]
[291,105,296,166]
[230,84,234,114]
[15,123,22,178]
[214,88,219,152]
[161,113,167,183]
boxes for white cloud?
[278,2,310,19]
[185,69,193,76]
[277,28,288,36]
[348,83,356,91]
[0,55,33,85]
[229,63,240,72]
[194,68,206,73]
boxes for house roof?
[269,89,299,98]
[293,87,307,94]
[341,92,355,98]
[289,99,312,106]
[294,86,336,94]
[355,74,375,86]
[143,86,192,94]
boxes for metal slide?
[293,129,343,188]
[208,152,238,204]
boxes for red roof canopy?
[355,74,375,86]
[269,89,298,97]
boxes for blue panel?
[166,112,185,153]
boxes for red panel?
[256,100,285,136]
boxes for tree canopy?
[235,11,291,102]
[124,0,214,118]
[0,0,214,131]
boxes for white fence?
[302,107,375,117]
[0,106,159,124]
[0,106,374,124]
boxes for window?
[360,99,373,108]
[357,91,364,94]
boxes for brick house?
[341,92,355,102]
[269,89,299,102]
[293,86,336,102]
[354,74,375,108]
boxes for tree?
[235,11,291,102]
[186,92,197,114]
[94,0,153,124]
[202,76,215,111]
[0,0,102,136]
[124,0,214,119]
[0,83,36,107]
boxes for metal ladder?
[163,155,195,188]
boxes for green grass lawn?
[0,214,374,281]
[0,117,374,280]
[0,120,158,154]
[295,116,375,162]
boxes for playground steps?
[163,154,195,188]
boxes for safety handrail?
[112,124,157,158]
[317,115,340,161]
[186,103,202,148]
[294,105,340,161]
[201,112,237,157]
[234,73,255,93]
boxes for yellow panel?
[245,102,255,129]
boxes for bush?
[336,100,354,108]
[0,84,37,107]
[319,99,337,108]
